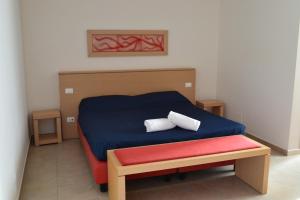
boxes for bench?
[107,135,270,200]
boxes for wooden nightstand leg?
[33,119,40,146]
[219,106,224,117]
[56,117,62,143]
[212,106,224,117]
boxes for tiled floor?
[20,140,300,200]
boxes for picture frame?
[87,30,168,57]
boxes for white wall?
[217,0,300,150]
[22,0,220,113]
[289,24,300,150]
[0,0,29,199]
[21,0,300,151]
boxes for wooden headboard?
[59,68,196,139]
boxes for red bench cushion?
[114,135,261,166]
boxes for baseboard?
[286,149,300,156]
[16,138,30,200]
[245,133,290,156]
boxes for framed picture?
[87,30,168,57]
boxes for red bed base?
[78,125,234,184]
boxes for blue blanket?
[78,91,246,161]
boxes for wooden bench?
[107,135,270,200]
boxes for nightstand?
[32,109,62,146]
[196,100,225,117]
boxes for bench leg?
[235,154,270,194]
[99,184,108,192]
[108,164,126,200]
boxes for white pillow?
[168,111,201,131]
[144,118,176,132]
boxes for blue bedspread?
[78,91,246,161]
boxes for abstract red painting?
[87,30,168,57]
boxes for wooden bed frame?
[58,68,270,197]
[59,68,195,139]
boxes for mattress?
[78,91,246,161]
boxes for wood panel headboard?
[59,68,196,139]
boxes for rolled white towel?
[168,111,201,131]
[144,118,176,132]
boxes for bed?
[78,91,245,161]
[58,68,246,191]
[77,91,245,190]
